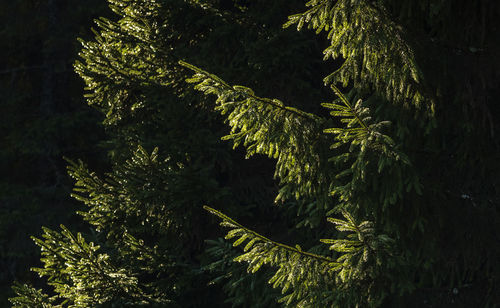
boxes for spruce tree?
[9,0,325,306]
[10,0,499,307]
[181,1,500,306]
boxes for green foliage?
[63,146,225,306]
[204,237,282,308]
[9,283,54,308]
[12,1,324,305]
[205,206,396,306]
[180,61,333,211]
[9,0,500,307]
[30,225,160,307]
[205,205,337,306]
[13,145,227,306]
[284,0,432,111]
[179,0,499,306]
[67,145,220,241]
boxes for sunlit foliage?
[10,0,500,307]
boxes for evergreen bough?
[10,0,499,307]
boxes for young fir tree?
[10,0,500,307]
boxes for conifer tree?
[9,0,326,306]
[180,1,500,306]
[10,0,500,307]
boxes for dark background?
[0,1,110,302]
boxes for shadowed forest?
[1,1,499,307]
